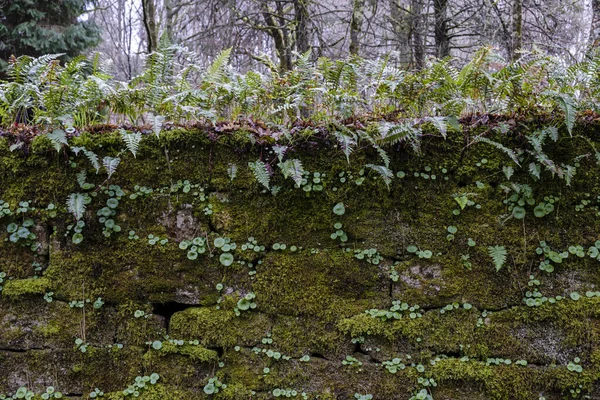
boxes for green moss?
[149,342,218,362]
[170,306,271,347]
[2,277,50,298]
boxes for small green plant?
[409,389,432,400]
[567,357,583,373]
[74,338,89,353]
[354,394,373,400]
[179,237,208,260]
[40,387,62,399]
[487,245,507,272]
[203,377,226,395]
[407,245,432,259]
[342,355,362,367]
[235,292,257,315]
[147,234,168,245]
[366,300,422,320]
[330,222,348,242]
[382,357,406,373]
[352,248,382,264]
[0,272,6,292]
[6,219,37,250]
[122,374,160,397]
[89,388,104,398]
[536,241,568,273]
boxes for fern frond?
[365,164,393,190]
[120,128,142,158]
[487,245,507,272]
[205,48,232,83]
[272,145,288,162]
[76,170,87,188]
[228,164,238,181]
[474,136,520,166]
[334,129,357,164]
[103,156,120,179]
[67,193,86,220]
[46,129,68,152]
[248,160,270,189]
[543,91,576,136]
[278,159,305,187]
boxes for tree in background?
[0,0,100,73]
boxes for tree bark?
[142,0,159,53]
[433,0,450,58]
[511,0,523,61]
[587,0,600,57]
[349,0,366,56]
[411,0,425,69]
[294,0,310,54]
[261,2,293,72]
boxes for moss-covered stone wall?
[1,123,600,399]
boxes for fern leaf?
[227,164,238,182]
[365,164,393,190]
[84,149,100,173]
[474,136,521,166]
[487,245,507,272]
[76,170,87,188]
[120,128,142,158]
[279,159,305,187]
[248,160,270,189]
[205,48,231,83]
[103,156,120,179]
[272,145,288,162]
[544,91,576,136]
[151,114,165,139]
[47,129,68,152]
[425,116,448,139]
[67,193,86,220]
[334,131,357,164]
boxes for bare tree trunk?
[142,0,159,53]
[261,2,293,71]
[294,0,310,54]
[411,0,425,69]
[512,0,523,60]
[165,0,174,44]
[349,0,366,56]
[389,0,411,65]
[587,0,600,57]
[434,0,450,58]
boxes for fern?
[120,128,142,158]
[544,91,576,136]
[205,48,232,83]
[366,164,393,190]
[151,114,164,138]
[272,145,288,162]
[248,160,270,189]
[73,147,100,173]
[227,164,238,182]
[487,245,508,272]
[425,116,448,139]
[103,156,120,179]
[474,136,521,166]
[47,129,68,152]
[334,130,357,164]
[76,170,87,188]
[67,193,86,220]
[278,159,305,187]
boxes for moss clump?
[147,342,218,362]
[2,277,50,298]
[169,306,271,347]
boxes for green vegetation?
[1,48,600,399]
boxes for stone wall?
[1,123,600,399]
